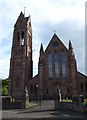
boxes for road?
[2,100,87,120]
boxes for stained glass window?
[48,53,52,78]
[61,51,66,78]
[54,51,59,78]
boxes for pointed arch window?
[48,53,52,78]
[61,51,66,78]
[30,85,33,92]
[15,77,20,87]
[21,31,24,45]
[54,51,59,78]
[17,32,20,41]
[81,83,84,92]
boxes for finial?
[54,30,56,34]
[40,43,43,52]
[69,40,73,49]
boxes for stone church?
[9,12,87,104]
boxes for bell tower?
[9,11,33,102]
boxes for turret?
[38,43,44,99]
[68,40,78,96]
[69,40,75,58]
[39,43,44,64]
[40,43,44,54]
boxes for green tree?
[2,86,8,95]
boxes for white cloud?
[0,0,86,78]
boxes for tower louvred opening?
[21,31,24,45]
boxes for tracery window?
[61,51,66,78]
[48,53,52,78]
[21,31,24,45]
[54,51,59,78]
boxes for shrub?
[84,98,87,104]
[2,86,8,95]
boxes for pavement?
[2,100,87,120]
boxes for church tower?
[9,11,33,102]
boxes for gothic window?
[47,89,49,94]
[48,53,52,78]
[16,61,18,66]
[18,49,20,54]
[34,85,37,93]
[15,49,18,54]
[54,51,59,78]
[17,32,20,41]
[21,47,23,54]
[29,22,31,27]
[21,31,24,45]
[81,83,84,92]
[53,42,58,48]
[19,61,21,66]
[67,88,70,93]
[61,51,66,78]
[30,85,33,92]
[15,77,20,87]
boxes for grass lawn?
[62,99,72,102]
[28,101,38,108]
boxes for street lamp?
[36,84,38,88]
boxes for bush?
[2,78,9,86]
[2,86,8,95]
[1,78,9,96]
[84,98,87,104]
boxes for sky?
[0,0,86,79]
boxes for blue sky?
[0,0,86,79]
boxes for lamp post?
[36,84,38,103]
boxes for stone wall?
[54,100,86,112]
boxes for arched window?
[54,51,59,78]
[21,31,24,45]
[48,53,52,78]
[47,88,49,94]
[81,83,84,92]
[17,32,20,41]
[30,85,33,92]
[15,77,20,87]
[61,51,66,78]
[34,85,37,93]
